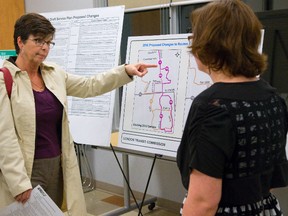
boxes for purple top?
[33,88,63,159]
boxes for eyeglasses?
[29,38,55,49]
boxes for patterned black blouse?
[177,79,288,215]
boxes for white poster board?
[118,34,212,157]
[42,6,124,146]
[118,32,267,158]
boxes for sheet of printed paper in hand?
[0,185,64,216]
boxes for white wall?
[25,0,106,13]
[85,147,186,203]
[25,0,93,13]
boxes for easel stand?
[74,143,95,192]
[104,144,160,216]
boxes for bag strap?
[0,67,13,98]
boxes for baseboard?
[93,180,181,213]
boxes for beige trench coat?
[0,60,132,215]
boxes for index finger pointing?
[141,64,158,68]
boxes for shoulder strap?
[0,67,13,98]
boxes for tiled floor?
[85,188,179,216]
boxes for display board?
[43,6,124,146]
[118,34,212,157]
[118,32,265,158]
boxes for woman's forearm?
[182,196,218,216]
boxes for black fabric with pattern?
[177,79,288,215]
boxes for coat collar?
[3,56,55,78]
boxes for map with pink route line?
[132,49,181,134]
[119,34,212,157]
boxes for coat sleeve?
[0,75,32,198]
[65,65,133,98]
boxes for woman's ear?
[17,36,24,49]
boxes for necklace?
[30,79,45,91]
[28,68,45,91]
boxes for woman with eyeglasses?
[177,0,288,215]
[0,13,156,215]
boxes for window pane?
[120,9,169,64]
[179,3,207,34]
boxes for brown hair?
[189,0,267,77]
[14,13,55,54]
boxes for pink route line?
[157,50,174,133]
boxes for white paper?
[41,6,125,147]
[0,185,64,216]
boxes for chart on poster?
[118,34,212,157]
[42,6,124,146]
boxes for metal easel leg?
[104,146,157,216]
[74,142,95,193]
